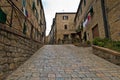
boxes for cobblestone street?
[6,45,120,80]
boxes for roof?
[55,12,76,20]
[56,12,76,14]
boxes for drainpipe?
[101,0,110,39]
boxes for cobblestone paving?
[6,45,120,80]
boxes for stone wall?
[105,0,120,41]
[92,45,120,66]
[0,24,43,80]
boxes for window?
[63,34,69,39]
[23,21,27,34]
[71,33,76,39]
[32,1,36,11]
[63,16,68,20]
[22,0,26,7]
[0,8,7,24]
[35,10,39,20]
[37,0,39,6]
[89,7,94,16]
[83,32,87,41]
[81,7,82,14]
[64,25,67,29]
[79,7,82,14]
[84,0,86,6]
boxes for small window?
[63,16,68,20]
[84,0,86,6]
[23,21,27,34]
[35,10,39,20]
[81,7,82,14]
[22,0,26,7]
[32,1,36,11]
[64,25,67,29]
[63,34,69,39]
[89,7,94,16]
[83,32,87,41]
[37,0,39,6]
[0,8,7,24]
[79,7,82,14]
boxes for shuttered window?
[0,8,7,24]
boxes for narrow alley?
[6,45,120,80]
[0,0,120,80]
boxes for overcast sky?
[41,0,80,36]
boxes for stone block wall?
[105,0,120,41]
[75,0,106,42]
[84,0,105,41]
[92,45,120,66]
[55,13,76,44]
[0,24,43,80]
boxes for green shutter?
[36,11,39,20]
[89,7,93,14]
[0,8,7,24]
[80,7,82,14]
[23,22,27,34]
[22,0,26,7]
[32,1,36,11]
[84,0,86,6]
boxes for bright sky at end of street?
[41,0,80,36]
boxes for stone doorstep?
[92,45,120,56]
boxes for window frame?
[63,16,68,20]
[64,25,67,29]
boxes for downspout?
[101,0,110,38]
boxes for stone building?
[105,0,120,41]
[75,0,106,42]
[48,18,56,44]
[0,0,46,79]
[54,12,76,44]
[0,0,46,42]
[75,0,120,42]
